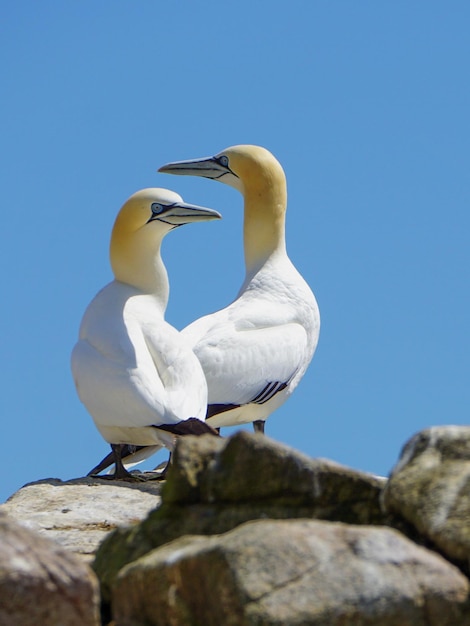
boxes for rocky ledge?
[1,425,470,625]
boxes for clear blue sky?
[1,3,469,502]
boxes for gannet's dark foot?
[86,444,136,477]
[145,456,171,481]
[87,444,147,481]
[139,469,167,481]
[253,420,265,434]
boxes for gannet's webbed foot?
[253,420,266,434]
[145,455,171,481]
[109,443,143,480]
[88,444,145,482]
[87,443,140,477]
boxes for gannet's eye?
[218,155,229,167]
[151,202,165,215]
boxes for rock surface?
[163,431,387,517]
[383,425,470,568]
[1,476,162,563]
[0,510,100,626]
[3,428,470,625]
[94,432,398,601]
[113,519,470,626]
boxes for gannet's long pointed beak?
[159,156,231,179]
[158,155,241,192]
[148,200,221,227]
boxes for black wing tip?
[205,379,291,422]
[206,403,240,419]
[156,417,220,437]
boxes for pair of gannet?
[71,188,221,479]
[85,145,320,476]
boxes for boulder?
[94,432,395,601]
[383,426,470,568]
[4,427,469,624]
[0,510,100,626]
[163,431,387,518]
[1,476,162,563]
[112,518,470,626]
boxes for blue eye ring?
[218,155,229,167]
[151,202,164,215]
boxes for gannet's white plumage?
[71,188,221,477]
[159,145,320,433]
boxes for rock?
[383,426,470,568]
[0,510,100,626]
[4,428,468,624]
[163,431,387,518]
[112,518,470,626]
[1,476,162,563]
[94,432,394,601]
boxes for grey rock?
[383,426,470,566]
[1,476,162,562]
[0,510,100,626]
[112,518,470,626]
[163,431,387,519]
[94,432,393,601]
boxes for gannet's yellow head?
[110,187,221,291]
[112,187,220,237]
[159,145,286,201]
[159,147,288,271]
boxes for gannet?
[158,145,320,434]
[71,188,221,479]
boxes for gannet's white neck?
[222,145,288,274]
[110,216,169,311]
[243,174,287,274]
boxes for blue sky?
[1,3,469,502]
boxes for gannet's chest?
[238,255,320,336]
